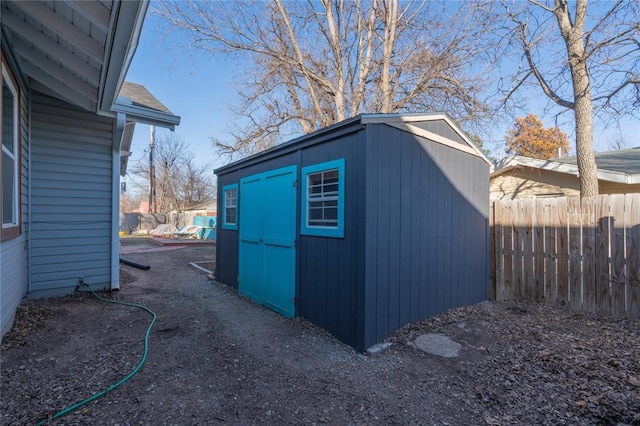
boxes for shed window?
[222,184,238,230]
[301,159,344,238]
[1,63,20,241]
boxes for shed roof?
[491,147,640,184]
[215,113,490,175]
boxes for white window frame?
[222,184,238,230]
[301,158,345,238]
[2,64,19,231]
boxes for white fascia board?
[112,101,180,130]
[98,0,149,114]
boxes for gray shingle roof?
[555,147,640,175]
[119,81,173,114]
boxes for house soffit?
[1,0,112,112]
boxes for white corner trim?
[385,122,482,159]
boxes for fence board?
[581,197,597,313]
[556,197,569,305]
[567,197,582,310]
[544,200,557,301]
[489,203,496,300]
[595,196,611,316]
[493,203,503,301]
[522,200,534,299]
[503,201,514,300]
[626,194,640,320]
[491,195,639,319]
[610,195,626,317]
[534,199,545,299]
[514,200,525,299]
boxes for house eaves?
[492,153,640,184]
[0,0,158,121]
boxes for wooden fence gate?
[490,194,640,319]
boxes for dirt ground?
[2,237,639,425]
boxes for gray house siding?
[29,92,113,297]
[1,72,30,337]
[363,123,488,348]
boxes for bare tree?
[156,0,495,160]
[130,133,216,212]
[498,0,639,197]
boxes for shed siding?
[29,92,113,297]
[409,119,467,145]
[1,81,29,337]
[298,131,367,350]
[363,124,488,348]
[215,116,489,352]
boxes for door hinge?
[293,180,298,188]
[237,275,240,283]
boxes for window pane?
[225,207,236,225]
[324,207,338,221]
[309,206,323,220]
[225,188,236,207]
[306,168,341,228]
[3,81,14,153]
[3,152,15,224]
[323,170,338,183]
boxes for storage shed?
[215,113,491,351]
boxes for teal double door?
[239,165,297,317]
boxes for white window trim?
[2,64,19,228]
[222,184,238,230]
[301,158,345,238]
[306,169,339,228]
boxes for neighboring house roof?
[492,147,640,185]
[182,199,217,212]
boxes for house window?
[301,158,345,238]
[222,184,238,230]
[1,63,20,241]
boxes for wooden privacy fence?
[490,194,640,319]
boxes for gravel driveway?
[1,238,639,425]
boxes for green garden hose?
[36,284,157,425]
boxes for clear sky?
[123,5,639,185]
[125,12,236,175]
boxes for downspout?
[111,113,126,291]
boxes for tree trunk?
[554,0,599,197]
